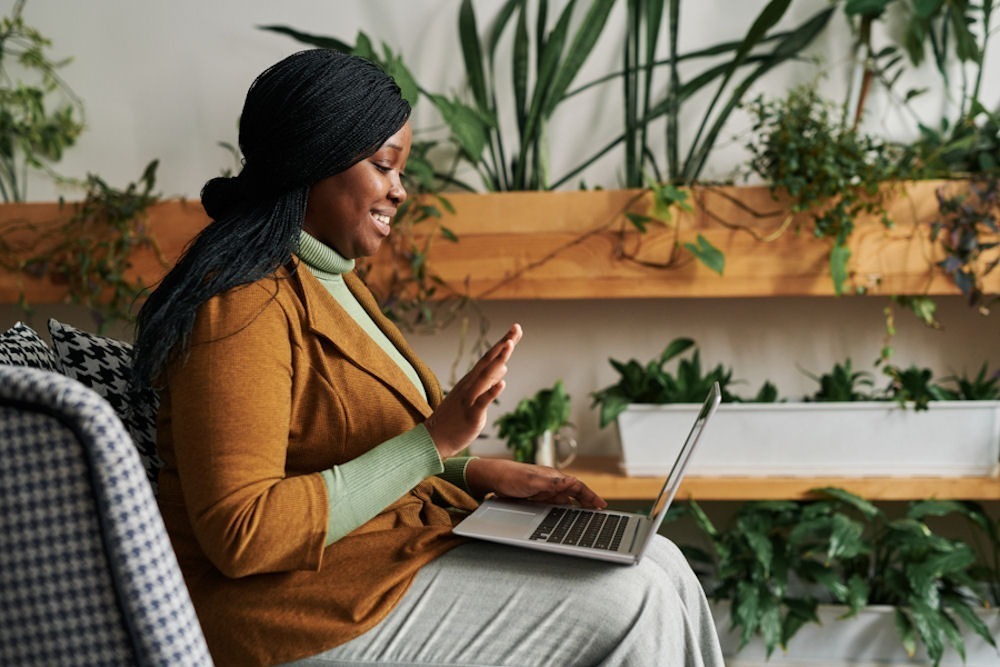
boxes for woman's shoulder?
[196,269,305,336]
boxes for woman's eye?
[373,163,391,173]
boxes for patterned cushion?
[0,321,58,371]
[48,319,162,489]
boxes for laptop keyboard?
[529,507,628,551]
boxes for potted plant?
[681,489,1000,666]
[494,380,577,468]
[591,338,1000,477]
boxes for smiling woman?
[303,122,412,258]
[128,48,724,667]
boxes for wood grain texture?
[565,456,1000,501]
[2,181,995,304]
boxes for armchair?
[0,364,212,666]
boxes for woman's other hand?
[425,323,523,459]
[464,458,607,510]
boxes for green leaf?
[426,93,490,163]
[830,242,851,295]
[813,487,883,520]
[458,0,490,114]
[660,337,696,366]
[625,212,654,232]
[542,0,615,117]
[684,234,725,275]
[759,601,784,656]
[688,499,719,538]
[894,608,919,657]
[257,24,353,52]
[844,0,893,17]
[943,594,997,649]
[651,181,692,219]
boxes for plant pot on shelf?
[616,401,1000,477]
[710,601,1000,666]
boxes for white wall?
[4,0,997,457]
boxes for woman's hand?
[464,458,607,510]
[425,323,523,459]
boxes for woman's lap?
[285,535,724,667]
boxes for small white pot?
[616,401,1000,477]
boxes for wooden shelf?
[0,200,209,304]
[2,181,997,304]
[564,457,1000,501]
[364,181,999,300]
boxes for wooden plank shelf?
[563,456,1000,501]
[364,180,999,300]
[3,180,995,305]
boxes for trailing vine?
[931,177,999,315]
[744,85,914,295]
[0,160,161,331]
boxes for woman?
[132,49,724,667]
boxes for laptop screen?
[641,382,721,531]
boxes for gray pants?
[288,535,725,667]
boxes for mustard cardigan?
[156,262,477,666]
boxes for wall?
[3,0,997,458]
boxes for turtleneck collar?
[298,231,356,277]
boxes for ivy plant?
[744,85,912,295]
[1,160,160,330]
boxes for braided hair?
[131,49,410,390]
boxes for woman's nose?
[388,176,407,204]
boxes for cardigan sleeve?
[167,282,329,578]
[320,422,479,544]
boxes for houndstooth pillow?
[0,322,58,372]
[48,319,162,490]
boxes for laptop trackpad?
[481,505,537,524]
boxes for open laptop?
[453,382,721,564]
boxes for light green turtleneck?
[297,232,474,545]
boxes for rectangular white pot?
[711,601,1000,666]
[616,401,1000,477]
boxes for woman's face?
[303,121,412,259]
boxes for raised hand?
[425,323,523,459]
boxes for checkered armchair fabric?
[0,365,212,666]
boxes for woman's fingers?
[527,475,607,509]
[425,325,523,459]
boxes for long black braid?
[131,49,410,391]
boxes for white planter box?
[711,601,1000,666]
[617,401,1000,477]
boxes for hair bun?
[200,175,244,220]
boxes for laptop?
[453,382,721,564]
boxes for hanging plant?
[744,85,914,295]
[931,177,999,314]
[0,160,161,330]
